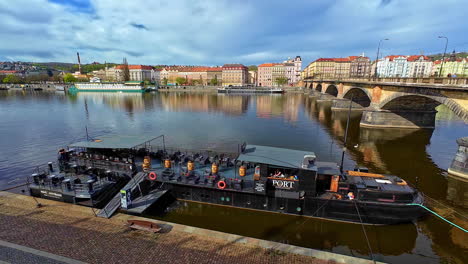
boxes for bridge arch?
[379,92,468,122]
[325,84,338,97]
[343,87,372,107]
[316,83,322,92]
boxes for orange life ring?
[217,180,226,190]
[148,171,157,181]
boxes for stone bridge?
[303,79,468,129]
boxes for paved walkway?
[0,192,339,264]
[0,240,85,264]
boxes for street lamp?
[374,38,389,79]
[438,36,448,77]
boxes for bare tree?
[122,57,130,82]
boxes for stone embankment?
[0,191,383,264]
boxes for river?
[0,90,466,263]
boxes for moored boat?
[69,81,147,93]
[27,134,428,224]
[217,87,284,94]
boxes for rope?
[408,203,468,233]
[353,200,376,264]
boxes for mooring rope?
[353,200,376,264]
[408,203,468,233]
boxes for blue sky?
[0,0,467,66]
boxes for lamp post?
[374,38,389,79]
[438,36,448,77]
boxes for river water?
[0,90,466,263]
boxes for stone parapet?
[448,137,468,179]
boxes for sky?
[0,0,467,66]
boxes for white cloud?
[0,0,466,66]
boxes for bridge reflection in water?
[1,90,465,263]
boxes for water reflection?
[0,90,467,264]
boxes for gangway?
[97,172,148,218]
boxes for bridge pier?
[448,137,468,179]
[360,108,437,129]
[331,99,365,111]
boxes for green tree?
[248,65,258,72]
[162,77,168,85]
[275,77,288,86]
[209,75,219,85]
[63,73,77,83]
[2,74,21,84]
[175,77,186,85]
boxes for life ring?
[217,180,226,190]
[148,171,157,181]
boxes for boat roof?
[69,134,161,149]
[237,144,316,169]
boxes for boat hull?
[154,182,427,225]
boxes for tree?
[63,73,77,83]
[122,57,130,82]
[248,65,258,72]
[275,77,288,86]
[162,77,168,85]
[2,74,21,84]
[175,77,186,85]
[210,75,219,85]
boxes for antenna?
[340,95,354,173]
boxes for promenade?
[0,192,359,264]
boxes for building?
[115,65,153,81]
[257,56,302,87]
[376,55,409,77]
[349,55,371,78]
[272,63,285,86]
[222,64,248,86]
[334,58,351,79]
[248,70,257,86]
[286,56,302,84]
[151,68,161,84]
[258,63,273,87]
[376,55,433,78]
[207,67,223,85]
[432,52,468,77]
[407,55,432,77]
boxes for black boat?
[28,134,427,224]
[28,147,134,208]
[129,143,427,225]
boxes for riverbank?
[157,86,305,93]
[0,191,382,264]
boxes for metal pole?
[438,36,448,77]
[374,38,388,79]
[340,95,354,172]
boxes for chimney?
[77,52,82,74]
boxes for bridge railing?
[304,77,468,86]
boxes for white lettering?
[272,180,294,189]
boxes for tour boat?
[69,81,147,93]
[28,149,133,208]
[37,134,427,225]
[217,87,285,94]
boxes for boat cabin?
[236,144,340,199]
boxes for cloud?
[0,0,466,66]
[130,23,148,30]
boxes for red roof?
[0,70,19,74]
[259,63,274,67]
[407,55,430,61]
[116,65,153,70]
